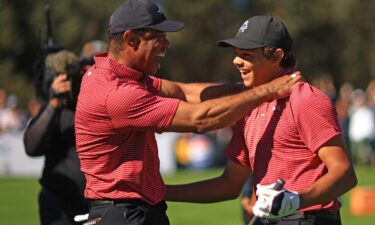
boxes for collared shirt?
[75,54,180,205]
[226,82,342,212]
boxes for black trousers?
[254,219,341,225]
[252,211,342,225]
[39,190,82,225]
[87,200,169,225]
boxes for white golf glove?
[252,183,300,219]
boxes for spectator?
[0,94,26,132]
[312,74,337,103]
[23,41,107,225]
[335,82,353,154]
[366,80,375,166]
[0,88,6,110]
[348,89,375,166]
[27,98,42,118]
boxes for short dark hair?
[263,46,296,68]
[108,33,124,57]
[108,28,151,57]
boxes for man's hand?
[49,74,71,108]
[263,71,302,100]
[252,183,300,219]
[50,74,71,96]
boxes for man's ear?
[123,30,140,48]
[273,48,285,63]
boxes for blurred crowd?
[0,88,40,133]
[313,76,375,168]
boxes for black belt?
[267,210,340,223]
[89,199,151,209]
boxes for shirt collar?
[93,53,144,80]
[274,67,297,79]
[258,67,296,105]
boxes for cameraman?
[23,42,106,225]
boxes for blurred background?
[1,0,375,225]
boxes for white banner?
[0,131,43,176]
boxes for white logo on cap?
[239,21,249,33]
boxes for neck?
[274,66,296,78]
[108,49,133,68]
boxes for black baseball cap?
[218,15,293,51]
[108,0,186,35]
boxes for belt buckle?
[282,212,305,220]
[90,200,114,208]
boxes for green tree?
[1,0,375,108]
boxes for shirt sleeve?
[106,82,180,133]
[290,83,342,153]
[144,75,161,94]
[224,119,250,167]
[23,104,58,156]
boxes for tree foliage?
[1,0,375,107]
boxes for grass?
[0,177,40,225]
[164,169,243,225]
[0,166,374,225]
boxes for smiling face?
[132,29,170,75]
[233,47,283,88]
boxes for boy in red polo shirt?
[165,15,357,225]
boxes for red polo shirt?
[75,54,180,205]
[226,82,342,212]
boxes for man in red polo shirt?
[165,15,357,225]
[75,1,301,225]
